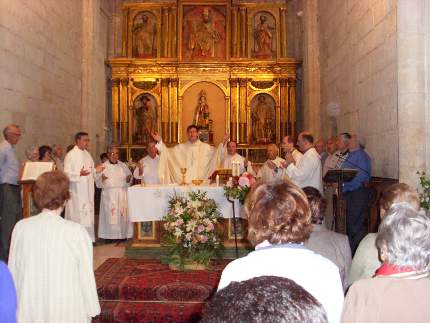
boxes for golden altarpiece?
[108,0,301,254]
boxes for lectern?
[323,169,357,234]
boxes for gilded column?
[161,78,170,142]
[229,78,239,142]
[122,9,128,57]
[162,8,169,57]
[238,78,248,143]
[288,78,297,138]
[279,78,289,138]
[111,78,120,144]
[231,7,238,58]
[239,7,247,57]
[170,78,179,142]
[280,8,288,58]
[120,78,129,144]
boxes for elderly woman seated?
[303,187,351,291]
[348,183,420,285]
[342,204,430,323]
[217,180,344,323]
[8,171,100,322]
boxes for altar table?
[128,184,243,222]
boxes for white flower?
[174,228,183,238]
[190,200,201,209]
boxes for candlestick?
[216,174,219,187]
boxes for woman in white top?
[218,180,344,323]
[8,171,100,323]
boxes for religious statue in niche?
[133,11,157,58]
[132,94,157,145]
[252,12,276,59]
[182,6,226,61]
[193,90,213,144]
[251,94,276,144]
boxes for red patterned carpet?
[93,258,230,323]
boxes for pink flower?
[197,225,205,233]
[238,176,250,187]
[199,235,208,243]
[248,176,256,187]
[205,223,214,232]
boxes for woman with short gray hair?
[342,203,430,323]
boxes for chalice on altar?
[180,167,187,185]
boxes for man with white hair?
[220,140,255,176]
[133,141,160,185]
[52,144,64,171]
[341,133,371,253]
[257,143,285,182]
[97,146,133,240]
[0,124,22,261]
[24,145,39,162]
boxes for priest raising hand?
[151,125,224,184]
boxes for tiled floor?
[93,241,126,269]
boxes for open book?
[21,162,55,181]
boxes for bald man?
[0,124,22,261]
[257,144,286,183]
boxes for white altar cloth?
[128,184,243,222]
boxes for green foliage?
[418,172,430,210]
[162,190,222,270]
[223,185,250,204]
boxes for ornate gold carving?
[132,80,158,90]
[250,80,274,89]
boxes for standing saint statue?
[252,95,274,143]
[133,95,155,145]
[188,8,222,59]
[194,90,210,129]
[254,15,273,59]
[133,13,157,58]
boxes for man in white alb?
[281,131,322,193]
[220,140,255,176]
[151,125,223,184]
[257,143,286,183]
[281,135,303,164]
[64,132,104,242]
[96,146,133,240]
[133,141,160,184]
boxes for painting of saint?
[133,11,157,58]
[182,6,226,61]
[252,12,276,59]
[133,94,157,145]
[251,94,276,144]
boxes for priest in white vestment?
[220,140,256,176]
[257,144,286,183]
[282,131,323,193]
[281,135,303,163]
[64,132,104,242]
[152,125,224,184]
[96,146,133,239]
[133,141,160,184]
[8,171,100,323]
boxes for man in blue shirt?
[0,124,22,262]
[341,134,371,254]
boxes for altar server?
[220,140,255,176]
[152,125,224,184]
[64,132,104,242]
[8,171,100,322]
[97,146,133,239]
[282,131,323,193]
[257,144,286,182]
[133,141,160,184]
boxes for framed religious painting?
[179,2,229,61]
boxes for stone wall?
[0,0,111,161]
[317,0,398,178]
[397,0,430,186]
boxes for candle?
[216,174,219,187]
[161,175,164,185]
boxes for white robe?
[64,145,96,241]
[8,210,100,323]
[156,139,223,184]
[133,155,160,185]
[220,147,256,176]
[257,156,286,183]
[285,147,323,193]
[96,161,133,239]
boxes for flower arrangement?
[162,190,222,270]
[417,171,430,210]
[224,172,256,204]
